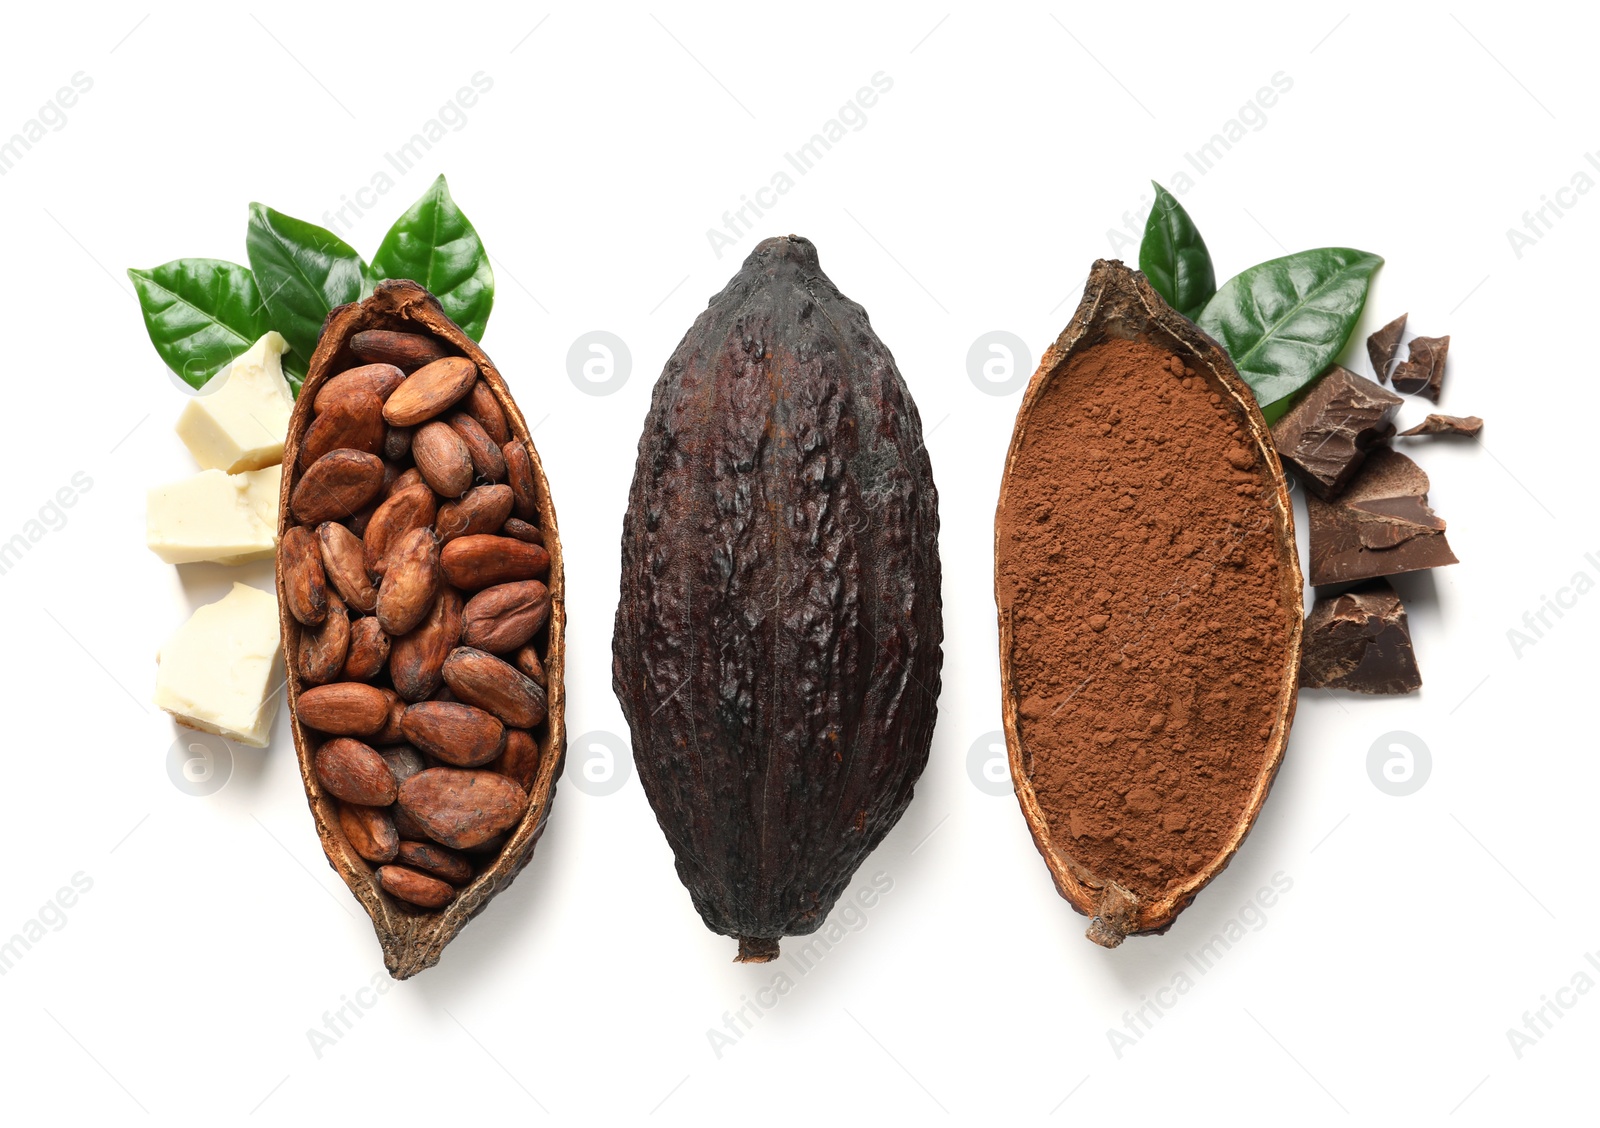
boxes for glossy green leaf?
[371,175,494,340]
[128,258,271,389]
[1139,182,1214,319]
[1198,248,1383,423]
[245,203,366,366]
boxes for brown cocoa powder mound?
[997,337,1289,900]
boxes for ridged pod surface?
[613,235,942,962]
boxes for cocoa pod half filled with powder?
[277,280,565,979]
[613,235,943,962]
[994,260,1301,948]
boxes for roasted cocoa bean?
[314,363,406,412]
[296,591,350,686]
[376,526,441,636]
[511,643,546,685]
[461,580,550,653]
[390,588,464,702]
[447,411,506,482]
[315,738,398,805]
[396,768,528,850]
[502,439,538,521]
[396,840,474,885]
[350,329,450,373]
[500,519,543,546]
[299,387,385,469]
[364,485,437,578]
[441,647,546,728]
[465,380,509,444]
[279,525,329,626]
[383,356,479,426]
[435,485,514,544]
[377,865,455,909]
[412,420,475,498]
[296,682,392,737]
[492,728,541,792]
[317,522,378,613]
[343,617,391,681]
[440,535,549,590]
[291,449,386,525]
[400,700,506,767]
[340,803,399,863]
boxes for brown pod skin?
[299,387,386,469]
[278,281,566,978]
[397,768,529,850]
[465,380,509,444]
[315,738,399,806]
[440,535,550,590]
[375,526,441,636]
[317,522,378,613]
[390,588,464,702]
[412,420,475,498]
[364,485,437,579]
[436,485,514,544]
[279,526,329,626]
[492,729,541,793]
[314,363,406,411]
[291,449,386,525]
[401,700,507,767]
[383,356,479,426]
[500,519,543,546]
[295,592,350,686]
[377,865,456,909]
[461,580,550,653]
[447,411,507,482]
[343,616,391,681]
[397,840,474,885]
[502,440,538,521]
[296,682,392,737]
[992,260,1302,949]
[613,236,943,962]
[350,329,450,372]
[442,647,547,728]
[340,804,400,864]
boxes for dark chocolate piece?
[1307,447,1458,586]
[1391,334,1450,402]
[1300,579,1421,694]
[1366,313,1407,384]
[1271,365,1402,498]
[1399,413,1483,438]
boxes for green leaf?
[1198,248,1383,423]
[1138,182,1215,319]
[128,258,271,389]
[245,202,366,366]
[371,175,494,340]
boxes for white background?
[0,2,1592,1123]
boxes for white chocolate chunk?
[175,331,294,472]
[146,464,281,565]
[154,582,283,748]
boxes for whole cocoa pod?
[612,236,943,962]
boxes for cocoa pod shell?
[461,580,550,653]
[992,260,1302,948]
[440,535,549,590]
[400,700,507,768]
[278,280,565,978]
[612,236,943,961]
[389,588,464,702]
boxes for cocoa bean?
[502,439,538,521]
[447,411,506,482]
[440,535,549,590]
[500,519,543,546]
[390,588,464,702]
[412,421,474,498]
[511,644,546,685]
[385,465,424,499]
[383,356,479,426]
[391,804,432,841]
[435,484,513,544]
[343,617,391,681]
[314,363,406,412]
[317,522,378,613]
[299,387,385,469]
[378,744,427,784]
[296,682,391,737]
[397,768,528,850]
[376,526,441,636]
[364,485,438,578]
[296,591,350,686]
[492,729,541,792]
[377,865,455,909]
[291,449,386,525]
[340,803,399,863]
[384,425,412,462]
[461,581,550,653]
[315,737,398,805]
[349,329,450,373]
[279,525,328,626]
[442,647,546,728]
[465,380,509,444]
[401,700,506,767]
[374,690,407,744]
[396,840,474,885]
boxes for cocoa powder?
[996,336,1289,900]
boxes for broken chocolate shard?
[1270,365,1402,499]
[1366,313,1407,384]
[1392,334,1450,402]
[1300,578,1421,694]
[1399,413,1483,438]
[1307,447,1458,586]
